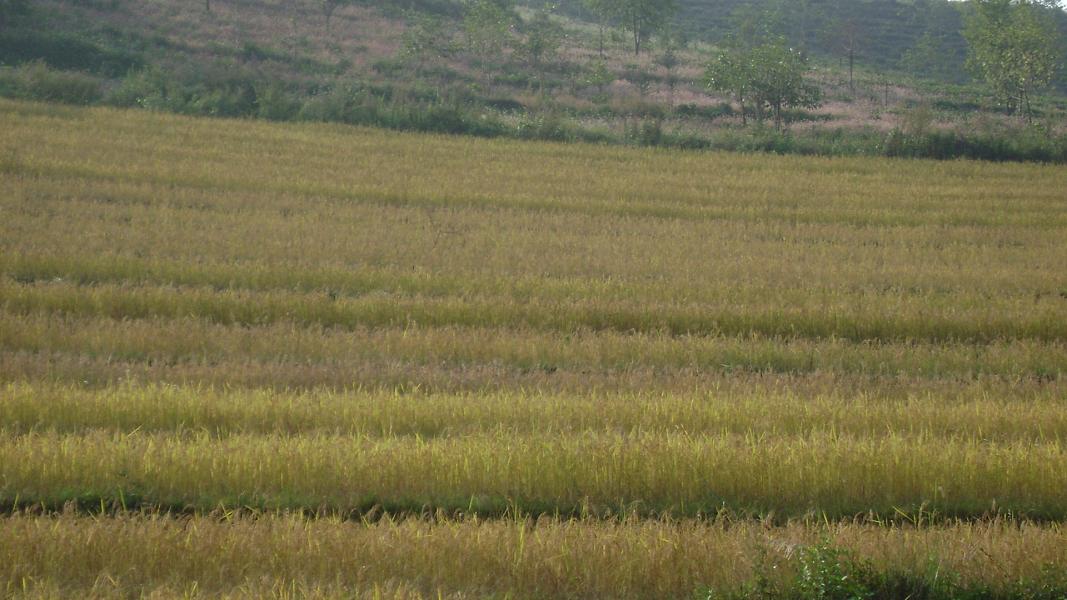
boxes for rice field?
[2,97,1067,598]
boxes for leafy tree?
[321,0,347,32]
[401,12,454,70]
[705,11,787,129]
[902,30,960,82]
[656,45,680,109]
[582,0,614,57]
[728,3,784,50]
[786,0,819,55]
[828,16,860,92]
[585,58,613,99]
[748,41,821,131]
[624,62,653,99]
[705,46,754,126]
[963,0,1060,121]
[611,0,678,56]
[0,0,31,33]
[515,6,564,95]
[462,0,515,56]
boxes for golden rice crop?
[3,381,1067,443]
[3,97,1067,596]
[2,429,1066,519]
[2,513,1067,600]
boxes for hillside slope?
[1,0,1065,162]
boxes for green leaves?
[963,0,1059,120]
[705,41,821,131]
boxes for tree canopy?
[963,0,1060,120]
[607,0,678,55]
[0,0,31,32]
[707,39,821,131]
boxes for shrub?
[794,541,874,600]
[885,125,1067,163]
[5,61,102,105]
[105,67,178,111]
[0,31,142,77]
[255,83,300,121]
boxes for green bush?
[255,82,300,121]
[104,68,167,109]
[885,126,1067,163]
[0,31,142,77]
[794,541,874,600]
[2,61,102,105]
[627,118,664,146]
[701,540,1067,600]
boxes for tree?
[656,44,680,109]
[611,0,678,56]
[582,0,614,57]
[819,0,862,93]
[787,0,819,55]
[963,0,1059,121]
[462,0,515,56]
[728,3,784,50]
[705,46,754,126]
[585,58,614,100]
[829,17,860,92]
[748,41,822,131]
[0,0,30,33]
[902,30,960,82]
[401,12,454,70]
[902,0,968,82]
[321,0,350,32]
[515,6,564,95]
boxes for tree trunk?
[598,22,605,58]
[739,95,747,127]
[774,102,782,132]
[848,48,854,92]
[633,15,640,55]
[205,0,211,12]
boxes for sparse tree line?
[3,0,1061,124]
[0,0,1065,160]
[437,0,1061,127]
